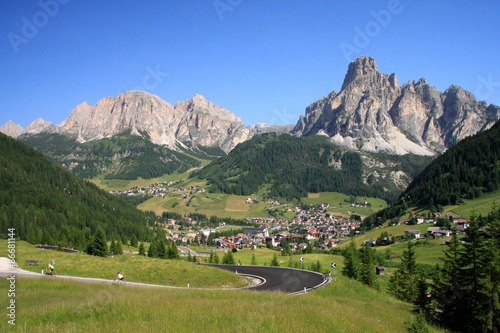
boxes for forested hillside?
[20,130,203,180]
[0,132,151,248]
[196,133,431,201]
[366,120,500,227]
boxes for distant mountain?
[196,133,433,202]
[19,130,204,180]
[365,119,500,227]
[2,91,256,153]
[0,132,151,246]
[292,56,500,155]
[2,56,498,185]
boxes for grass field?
[302,192,387,217]
[0,274,445,332]
[337,223,434,248]
[445,189,500,217]
[0,241,247,289]
[90,169,199,192]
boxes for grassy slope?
[0,275,445,332]
[137,188,388,219]
[443,189,500,217]
[0,241,246,289]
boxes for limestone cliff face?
[0,121,24,138]
[293,56,500,155]
[7,91,251,153]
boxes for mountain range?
[2,56,498,157]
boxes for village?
[108,180,205,198]
[160,206,473,255]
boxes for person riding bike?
[115,272,124,284]
[47,263,55,275]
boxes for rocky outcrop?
[0,121,24,138]
[292,56,500,155]
[3,91,253,153]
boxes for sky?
[1,0,499,129]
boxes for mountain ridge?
[2,56,499,158]
[292,56,500,155]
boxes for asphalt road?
[207,264,328,294]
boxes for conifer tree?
[167,243,179,259]
[138,242,145,256]
[213,251,220,264]
[454,215,491,332]
[157,240,166,259]
[147,241,158,258]
[88,227,108,257]
[222,250,235,265]
[130,234,138,247]
[342,238,360,279]
[270,253,279,267]
[432,234,461,328]
[250,252,257,265]
[389,241,418,302]
[360,245,379,289]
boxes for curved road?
[0,258,328,294]
[207,264,328,294]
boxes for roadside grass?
[0,240,247,289]
[0,275,445,332]
[189,246,345,274]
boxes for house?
[390,218,400,226]
[404,228,421,238]
[376,266,385,275]
[363,239,377,246]
[428,226,451,238]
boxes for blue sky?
[1,0,499,129]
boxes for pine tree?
[432,233,461,328]
[157,240,166,259]
[414,275,432,320]
[222,250,235,265]
[130,234,138,247]
[342,238,361,279]
[270,253,279,267]
[213,251,220,264]
[360,245,379,289]
[148,241,158,258]
[250,253,257,265]
[89,227,108,257]
[167,243,179,259]
[109,240,117,256]
[115,240,123,255]
[208,250,215,263]
[389,241,418,302]
[138,242,145,256]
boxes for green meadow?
[0,274,446,332]
[0,241,247,289]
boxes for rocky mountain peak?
[293,56,500,156]
[0,121,24,138]
[26,118,56,134]
[341,56,378,91]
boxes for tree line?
[197,133,399,201]
[0,132,152,249]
